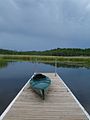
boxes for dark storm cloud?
[0,0,90,50]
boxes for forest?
[0,48,90,56]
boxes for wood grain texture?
[3,73,89,120]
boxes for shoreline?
[0,54,90,68]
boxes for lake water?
[0,61,90,115]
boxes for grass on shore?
[0,55,90,68]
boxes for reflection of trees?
[0,61,8,68]
[40,62,90,69]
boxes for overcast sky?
[0,0,90,51]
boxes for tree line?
[0,48,90,56]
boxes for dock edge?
[57,73,90,120]
[0,74,35,120]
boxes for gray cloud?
[0,0,90,50]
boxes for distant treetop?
[0,48,90,56]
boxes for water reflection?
[43,62,90,69]
[0,61,90,116]
[0,61,8,68]
[0,60,90,69]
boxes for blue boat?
[30,73,51,99]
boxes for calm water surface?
[0,62,90,115]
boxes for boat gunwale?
[30,73,51,90]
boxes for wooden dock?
[1,73,90,120]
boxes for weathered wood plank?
[1,73,89,120]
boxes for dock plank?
[2,73,89,120]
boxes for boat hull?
[30,73,51,99]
